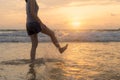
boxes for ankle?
[55,43,61,49]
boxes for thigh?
[26,22,41,35]
[41,24,53,35]
[30,34,38,45]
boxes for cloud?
[111,13,116,16]
[38,0,120,8]
[0,0,25,12]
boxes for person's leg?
[41,24,68,53]
[30,34,38,63]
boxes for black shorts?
[26,22,42,35]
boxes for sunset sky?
[0,0,120,29]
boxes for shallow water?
[0,42,120,80]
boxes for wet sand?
[0,42,120,80]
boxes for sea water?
[0,42,120,80]
[0,30,120,80]
[0,29,120,42]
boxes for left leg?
[30,34,38,63]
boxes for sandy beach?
[0,42,120,80]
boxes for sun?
[72,21,80,26]
[68,17,82,29]
[71,21,81,28]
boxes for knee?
[32,42,38,49]
[50,30,55,37]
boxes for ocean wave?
[0,30,120,42]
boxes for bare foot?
[29,61,35,67]
[59,44,68,54]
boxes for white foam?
[0,30,120,42]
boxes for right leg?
[41,25,60,49]
[30,34,38,63]
[40,24,68,53]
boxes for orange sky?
[0,0,120,29]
